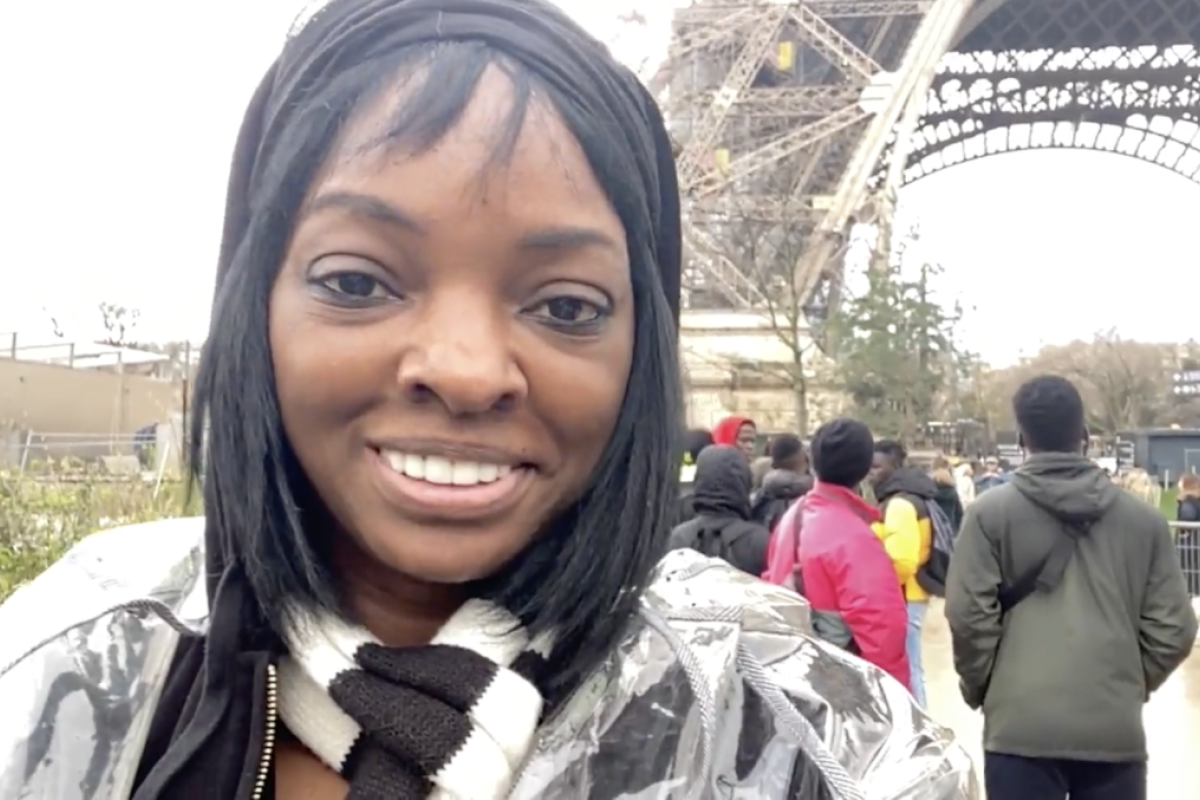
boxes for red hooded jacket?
[790,482,910,688]
[711,416,753,446]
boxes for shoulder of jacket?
[968,483,1018,514]
[0,517,207,676]
[646,549,812,636]
[1104,491,1170,530]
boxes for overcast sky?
[3,1,1196,366]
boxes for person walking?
[868,439,938,708]
[945,375,1198,800]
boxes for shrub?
[0,472,196,602]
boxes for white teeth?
[381,450,513,486]
[403,454,425,480]
[425,456,454,485]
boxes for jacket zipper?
[251,662,279,800]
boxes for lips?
[370,447,533,518]
[379,449,513,486]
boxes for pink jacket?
[767,482,910,688]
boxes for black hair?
[682,428,714,463]
[1013,374,1086,453]
[768,433,804,468]
[810,419,874,488]
[874,439,907,467]
[191,0,682,702]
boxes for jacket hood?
[692,445,752,518]
[933,482,959,503]
[711,416,753,446]
[1009,452,1121,523]
[758,468,814,500]
[874,467,937,502]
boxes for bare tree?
[98,302,140,347]
[696,201,820,434]
[983,332,1173,435]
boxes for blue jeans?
[906,600,928,707]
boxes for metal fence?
[1171,521,1200,599]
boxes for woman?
[1176,473,1200,597]
[0,1,976,798]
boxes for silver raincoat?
[0,518,979,799]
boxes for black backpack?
[916,500,958,596]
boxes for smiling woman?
[0,1,977,799]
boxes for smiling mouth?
[370,447,535,518]
[379,448,515,486]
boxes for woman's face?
[269,67,634,590]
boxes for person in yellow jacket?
[868,440,935,707]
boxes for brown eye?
[525,294,610,332]
[323,272,387,299]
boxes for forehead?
[313,65,624,242]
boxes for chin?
[364,534,529,585]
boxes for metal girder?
[789,6,883,79]
[791,0,974,304]
[674,1,931,17]
[904,45,1200,185]
[690,103,870,198]
[675,6,790,189]
[689,194,831,223]
[810,0,931,16]
[683,226,769,307]
[677,85,866,116]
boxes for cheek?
[268,287,377,459]
[529,319,634,473]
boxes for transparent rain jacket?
[0,518,979,799]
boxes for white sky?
[3,1,1197,367]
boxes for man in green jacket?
[945,374,1197,800]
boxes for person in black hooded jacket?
[669,445,771,577]
[750,433,814,533]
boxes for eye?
[308,266,399,306]
[525,294,610,332]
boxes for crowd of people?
[673,374,1199,800]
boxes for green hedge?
[0,473,195,602]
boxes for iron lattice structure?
[660,0,1200,313]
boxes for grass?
[0,472,196,602]
[1161,487,1179,520]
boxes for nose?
[396,291,528,416]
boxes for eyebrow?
[305,191,423,233]
[304,190,622,254]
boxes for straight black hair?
[1013,374,1086,453]
[190,0,682,701]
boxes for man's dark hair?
[874,439,907,467]
[191,0,683,704]
[811,419,874,488]
[768,433,804,468]
[1013,375,1086,453]
[683,428,714,463]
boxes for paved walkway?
[922,599,1200,798]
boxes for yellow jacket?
[874,495,932,601]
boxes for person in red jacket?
[710,415,757,460]
[793,419,910,688]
